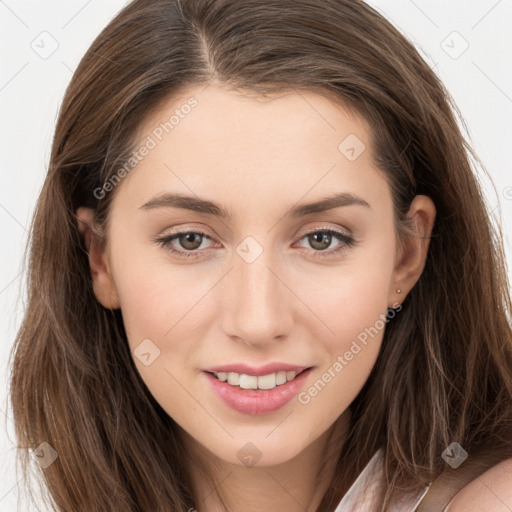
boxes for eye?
[294,227,356,257]
[153,230,215,259]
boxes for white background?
[1,1,511,510]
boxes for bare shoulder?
[444,456,512,511]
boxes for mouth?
[205,367,312,391]
[203,366,314,415]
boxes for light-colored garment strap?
[333,449,385,511]
[416,459,492,511]
[334,449,493,512]
[334,449,430,511]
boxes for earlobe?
[76,207,120,310]
[388,195,436,307]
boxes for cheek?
[295,294,388,431]
[111,253,214,403]
[296,245,393,350]
[112,248,209,342]
[298,275,389,403]
[311,267,389,325]
[294,243,395,411]
[114,265,203,422]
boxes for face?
[88,85,415,467]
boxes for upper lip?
[203,363,312,377]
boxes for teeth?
[239,374,258,389]
[276,370,287,385]
[214,369,304,390]
[227,373,239,385]
[256,373,275,390]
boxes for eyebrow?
[139,192,370,218]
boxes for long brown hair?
[8,0,512,510]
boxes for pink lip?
[203,367,313,415]
[202,362,310,377]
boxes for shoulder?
[444,456,512,511]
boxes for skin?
[76,84,437,511]
[445,457,512,511]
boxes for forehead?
[137,85,372,160]
[110,85,390,219]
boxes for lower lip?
[203,368,313,415]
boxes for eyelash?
[153,227,357,260]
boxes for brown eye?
[307,232,333,251]
[153,230,214,259]
[177,232,204,251]
[297,228,356,256]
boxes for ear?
[388,195,436,308]
[76,207,120,310]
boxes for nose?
[219,245,294,348]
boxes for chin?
[206,434,311,469]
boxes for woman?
[9,0,512,510]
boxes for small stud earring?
[396,289,402,293]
